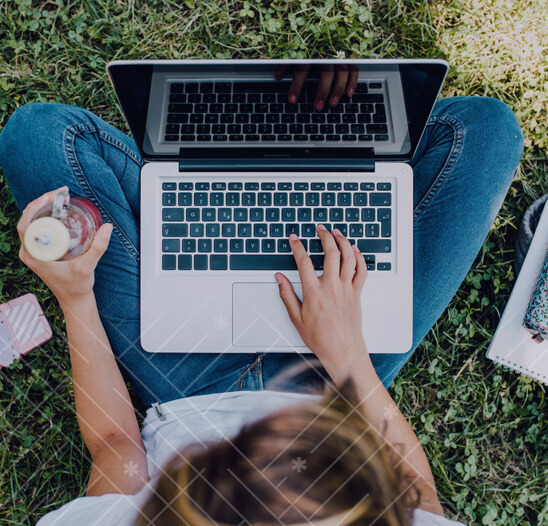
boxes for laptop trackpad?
[232,282,305,348]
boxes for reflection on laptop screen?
[108,60,447,162]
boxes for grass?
[0,0,546,524]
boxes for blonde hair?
[137,378,419,525]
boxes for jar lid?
[24,217,70,261]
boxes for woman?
[0,89,523,525]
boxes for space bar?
[230,255,324,270]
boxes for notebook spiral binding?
[493,355,547,383]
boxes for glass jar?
[24,190,103,261]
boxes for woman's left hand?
[275,226,370,384]
[16,186,113,308]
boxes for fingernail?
[317,224,326,231]
[315,100,324,110]
[289,233,298,241]
[347,88,354,98]
[333,228,341,235]
[330,96,339,106]
[352,244,360,252]
[275,273,282,284]
[289,94,297,104]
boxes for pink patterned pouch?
[0,294,52,368]
[523,250,548,342]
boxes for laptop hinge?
[178,159,375,172]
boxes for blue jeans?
[0,98,523,407]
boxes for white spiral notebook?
[487,203,548,386]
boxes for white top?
[37,391,467,526]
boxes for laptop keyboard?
[165,81,388,144]
[160,181,393,272]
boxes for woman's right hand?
[275,224,372,384]
[16,187,113,309]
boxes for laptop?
[106,59,448,354]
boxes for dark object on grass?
[515,194,548,274]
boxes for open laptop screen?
[107,59,448,164]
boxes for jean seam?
[236,365,252,390]
[63,123,141,264]
[413,114,465,223]
[254,354,264,390]
[236,354,263,390]
[250,353,262,374]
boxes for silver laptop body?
[107,59,448,354]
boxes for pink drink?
[24,190,103,261]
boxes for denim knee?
[2,103,57,154]
[436,97,524,203]
[441,96,523,166]
[2,104,58,176]
[0,102,96,167]
[1,103,89,210]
